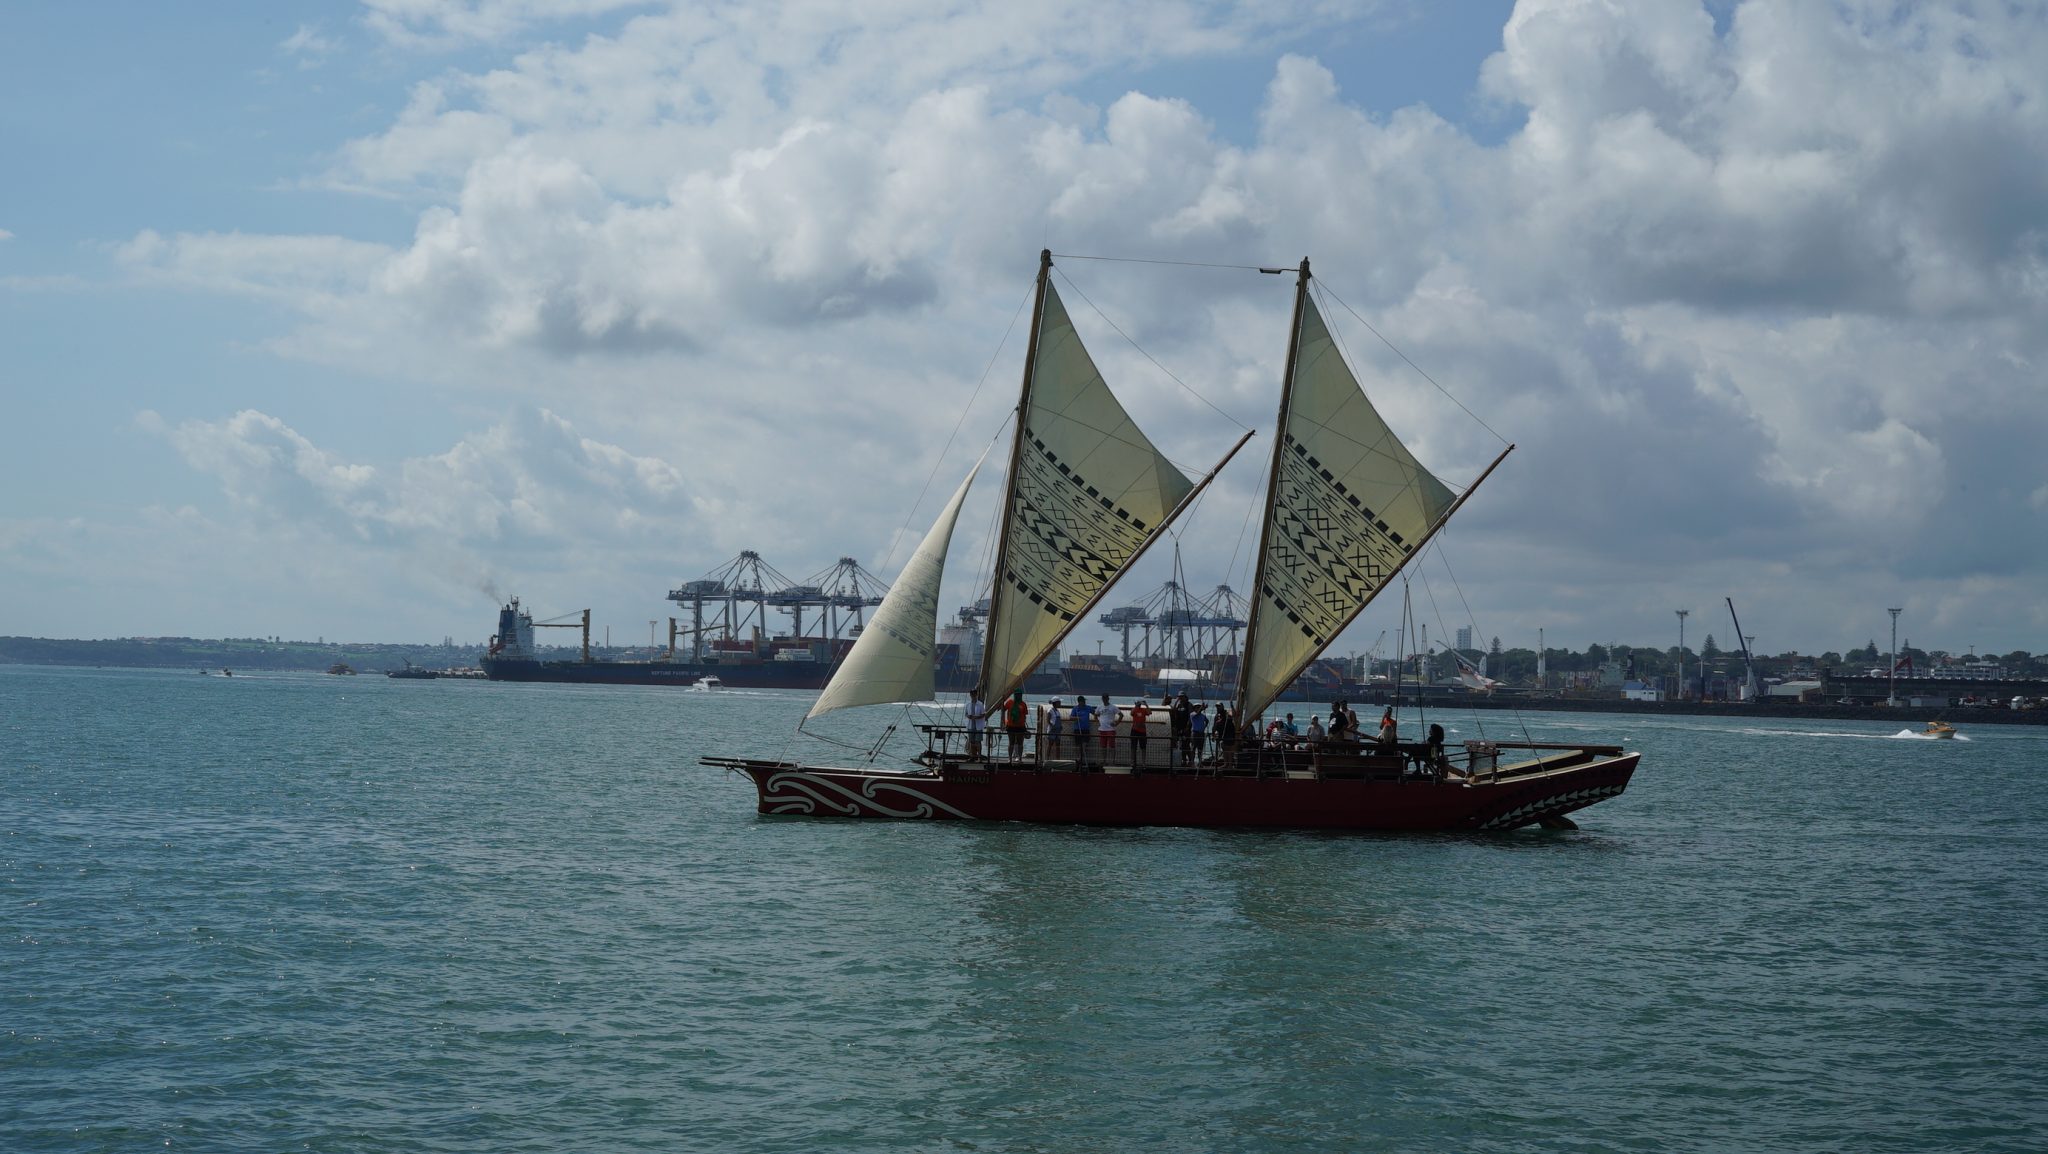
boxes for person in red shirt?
[1128,698,1152,769]
[1004,693,1028,760]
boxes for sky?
[3,0,2045,661]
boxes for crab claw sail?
[806,450,986,721]
[975,269,1205,709]
[1238,279,1461,724]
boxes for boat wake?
[1889,729,1971,741]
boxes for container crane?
[1725,598,1759,701]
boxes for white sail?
[1239,292,1457,722]
[979,280,1197,707]
[806,454,984,720]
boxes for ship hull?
[705,751,1638,832]
[481,656,832,689]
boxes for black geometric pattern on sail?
[1260,436,1410,643]
[877,590,938,658]
[1003,430,1149,621]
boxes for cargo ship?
[479,596,1371,701]
[481,598,835,688]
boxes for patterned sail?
[1238,293,1457,723]
[979,281,1196,707]
[806,454,983,720]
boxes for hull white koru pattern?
[1477,784,1627,830]
[762,770,979,820]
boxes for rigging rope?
[1051,265,1250,432]
[1314,281,1511,449]
[877,277,1036,574]
[1050,253,1276,273]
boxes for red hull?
[707,753,1639,832]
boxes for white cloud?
[117,229,390,304]
[360,0,659,48]
[86,0,2048,650]
[150,406,707,551]
[279,23,338,66]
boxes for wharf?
[1381,694,2048,727]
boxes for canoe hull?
[705,752,1639,832]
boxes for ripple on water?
[3,667,2045,1152]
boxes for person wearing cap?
[1069,695,1096,766]
[1128,697,1152,769]
[1003,692,1028,760]
[1188,703,1208,766]
[965,691,987,758]
[1046,699,1066,762]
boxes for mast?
[1232,260,1515,726]
[994,426,1255,699]
[975,249,1054,705]
[1235,258,1311,725]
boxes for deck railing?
[914,723,1615,783]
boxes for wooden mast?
[996,426,1258,704]
[1234,258,1311,728]
[974,249,1054,706]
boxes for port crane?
[1725,598,1760,701]
[530,608,592,663]
[667,551,885,661]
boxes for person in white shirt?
[965,692,987,758]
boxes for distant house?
[1622,680,1662,702]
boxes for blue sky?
[4,1,2046,660]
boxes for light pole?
[1888,607,1904,706]
[1676,609,1690,699]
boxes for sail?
[1238,292,1458,722]
[806,454,984,720]
[979,280,1197,706]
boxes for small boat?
[692,675,723,691]
[327,663,357,675]
[703,252,1640,831]
[386,660,441,680]
[1922,720,1957,739]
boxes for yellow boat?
[1922,720,1956,739]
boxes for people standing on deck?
[1169,693,1192,767]
[1426,722,1462,780]
[1070,696,1096,767]
[1047,699,1066,762]
[1306,713,1325,742]
[1376,707,1398,748]
[1129,698,1152,768]
[1188,704,1208,765]
[1345,703,1363,743]
[1214,706,1238,755]
[1004,692,1028,760]
[965,692,987,758]
[1098,694,1120,763]
[1328,701,1349,742]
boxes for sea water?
[3,665,2044,1152]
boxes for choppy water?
[4,665,2044,1152]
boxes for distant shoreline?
[1353,693,2048,727]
